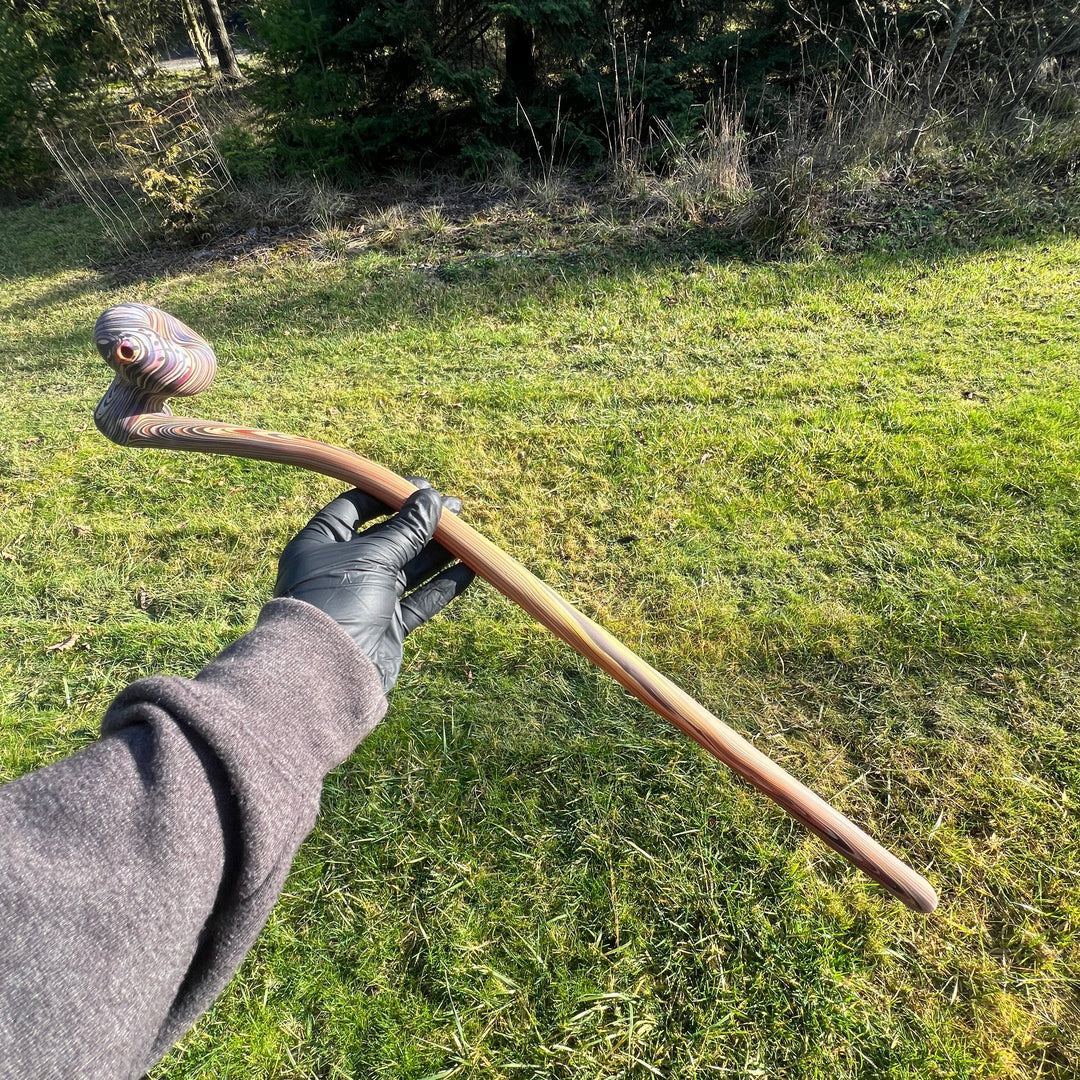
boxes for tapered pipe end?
[905,878,939,915]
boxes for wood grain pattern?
[92,303,938,914]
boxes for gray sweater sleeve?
[0,598,388,1080]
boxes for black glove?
[274,481,475,693]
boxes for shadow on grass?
[86,230,1060,383]
[0,201,117,327]
[0,200,112,278]
[4,188,1074,365]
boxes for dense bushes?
[247,0,804,175]
[247,1,1080,180]
[0,1,171,192]
[5,0,1076,207]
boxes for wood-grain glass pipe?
[92,303,938,914]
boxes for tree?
[180,0,214,75]
[0,0,166,190]
[249,0,606,173]
[198,0,243,81]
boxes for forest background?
[2,0,1078,251]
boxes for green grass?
[1,199,1079,1079]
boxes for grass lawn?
[1,198,1078,1078]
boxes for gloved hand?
[274,480,475,693]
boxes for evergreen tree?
[1,0,168,191]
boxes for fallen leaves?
[45,633,79,653]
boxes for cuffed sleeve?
[0,598,386,1080]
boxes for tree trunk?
[198,0,244,82]
[95,1,139,72]
[504,15,536,102]
[180,0,214,75]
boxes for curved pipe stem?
[108,410,937,914]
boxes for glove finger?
[402,494,465,587]
[299,481,450,546]
[403,477,461,517]
[295,488,392,544]
[363,486,444,569]
[400,564,476,635]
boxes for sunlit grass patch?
[1,202,1078,1078]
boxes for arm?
[0,487,471,1080]
[0,600,381,1080]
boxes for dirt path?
[156,49,250,74]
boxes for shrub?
[0,0,168,193]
